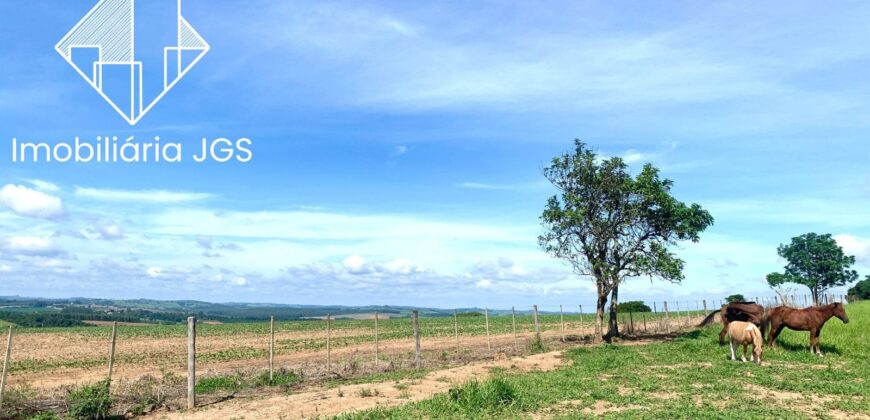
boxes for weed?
[66,380,112,420]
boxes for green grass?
[195,369,301,393]
[336,301,870,419]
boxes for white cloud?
[343,254,368,274]
[621,150,651,164]
[3,236,63,257]
[74,187,215,203]
[95,224,124,240]
[476,279,493,289]
[392,145,408,156]
[458,180,549,192]
[0,184,64,219]
[146,267,162,278]
[0,265,11,273]
[834,234,869,263]
[25,179,60,192]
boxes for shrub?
[448,378,518,410]
[616,301,651,313]
[28,412,60,420]
[529,335,546,354]
[66,380,112,420]
[847,277,870,300]
[725,294,746,303]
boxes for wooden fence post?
[413,310,421,368]
[484,308,491,351]
[326,314,331,372]
[187,316,196,410]
[107,321,118,381]
[629,312,635,334]
[559,305,565,342]
[374,312,379,366]
[533,305,541,342]
[642,312,647,333]
[703,299,707,312]
[453,310,460,354]
[663,302,670,334]
[653,301,657,313]
[511,307,518,350]
[269,316,275,382]
[0,326,13,410]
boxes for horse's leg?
[729,339,737,361]
[770,323,784,349]
[814,329,823,356]
[719,321,728,346]
[741,343,748,362]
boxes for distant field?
[341,301,870,419]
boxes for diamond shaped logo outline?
[55,0,209,125]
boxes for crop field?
[338,301,869,419]
[3,309,705,392]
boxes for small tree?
[766,233,858,305]
[724,294,745,303]
[847,276,870,301]
[539,140,713,341]
[617,301,651,313]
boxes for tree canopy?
[617,301,652,313]
[766,233,858,304]
[725,294,746,303]
[847,276,870,300]
[539,140,713,340]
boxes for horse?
[698,301,766,345]
[727,321,763,364]
[764,303,849,356]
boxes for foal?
[727,321,763,364]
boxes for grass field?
[338,301,869,419]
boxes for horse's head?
[832,302,849,324]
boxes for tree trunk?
[594,287,608,343]
[811,286,819,306]
[604,284,620,341]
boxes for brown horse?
[765,303,849,355]
[699,301,766,345]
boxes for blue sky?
[0,0,869,309]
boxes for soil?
[151,350,567,419]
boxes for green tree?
[766,233,858,305]
[725,294,746,303]
[616,301,651,313]
[539,140,713,342]
[847,276,870,300]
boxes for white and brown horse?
[727,321,763,364]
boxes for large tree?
[766,233,858,305]
[539,140,714,342]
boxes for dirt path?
[154,351,567,419]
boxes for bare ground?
[153,350,567,420]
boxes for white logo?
[56,0,209,125]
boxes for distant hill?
[0,296,513,327]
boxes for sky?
[0,0,869,309]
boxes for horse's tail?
[697,309,721,327]
[760,307,771,342]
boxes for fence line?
[0,293,854,410]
